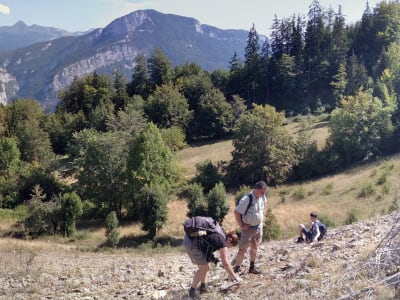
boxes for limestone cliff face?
[0,9,247,110]
[0,68,19,105]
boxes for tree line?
[0,0,399,241]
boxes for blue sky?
[0,0,382,35]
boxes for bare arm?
[234,210,249,231]
[218,247,242,283]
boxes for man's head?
[254,180,267,198]
[226,230,239,248]
[310,212,318,219]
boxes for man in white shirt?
[232,180,267,274]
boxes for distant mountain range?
[0,21,89,50]
[0,10,248,110]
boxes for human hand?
[235,276,243,284]
[241,223,250,231]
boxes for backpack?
[317,221,327,241]
[236,192,254,218]
[183,216,219,237]
[183,216,222,264]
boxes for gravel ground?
[0,213,398,300]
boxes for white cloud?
[0,4,10,15]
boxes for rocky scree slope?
[0,212,398,300]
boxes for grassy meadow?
[164,116,399,241]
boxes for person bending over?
[183,216,243,298]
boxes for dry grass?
[176,138,234,179]
[173,118,399,240]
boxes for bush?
[388,197,399,213]
[193,160,223,193]
[207,182,229,224]
[160,126,187,152]
[357,183,376,198]
[263,208,281,241]
[185,183,207,218]
[344,209,358,225]
[321,183,334,195]
[105,211,120,247]
[318,214,337,228]
[292,186,307,200]
[234,185,251,205]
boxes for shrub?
[185,183,207,217]
[357,183,376,198]
[344,209,358,225]
[234,185,251,205]
[322,183,334,195]
[388,197,399,213]
[318,214,337,228]
[263,208,281,241]
[376,174,387,185]
[193,160,223,193]
[292,186,307,200]
[105,211,120,247]
[207,182,229,224]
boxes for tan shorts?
[183,234,208,265]
[239,226,262,249]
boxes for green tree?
[127,54,149,98]
[112,69,130,111]
[185,183,207,217]
[327,90,394,165]
[228,104,296,186]
[160,126,187,152]
[126,123,178,218]
[57,72,114,130]
[145,83,193,131]
[23,184,49,237]
[105,211,120,247]
[71,129,129,217]
[193,88,234,138]
[193,160,223,193]
[263,208,281,241]
[105,101,146,141]
[6,99,53,164]
[140,184,168,239]
[148,48,172,92]
[0,137,21,178]
[0,137,21,208]
[61,192,83,237]
[207,182,229,224]
[181,72,214,112]
[330,62,347,102]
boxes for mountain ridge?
[0,20,88,50]
[0,9,248,109]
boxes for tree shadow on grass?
[117,234,183,249]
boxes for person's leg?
[189,264,209,297]
[299,224,304,236]
[233,247,247,271]
[249,230,262,274]
[233,228,253,272]
[191,264,209,288]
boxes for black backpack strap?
[244,193,253,216]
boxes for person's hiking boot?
[296,236,304,243]
[188,287,199,299]
[233,265,241,273]
[199,284,211,294]
[248,267,262,274]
